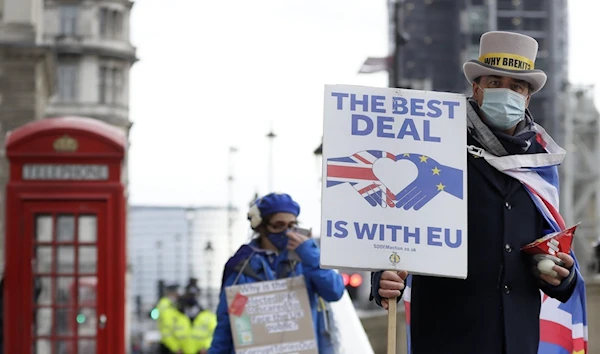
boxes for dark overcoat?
[371,133,576,354]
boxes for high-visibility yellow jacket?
[176,310,217,354]
[157,296,174,313]
[156,297,182,353]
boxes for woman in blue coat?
[208,193,345,353]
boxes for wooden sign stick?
[387,296,397,354]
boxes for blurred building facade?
[42,0,135,129]
[41,0,137,187]
[390,0,568,144]
[561,85,600,271]
[0,0,55,268]
[128,205,247,316]
[0,0,136,259]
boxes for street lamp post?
[391,0,410,88]
[136,254,143,321]
[266,128,276,192]
[156,240,163,279]
[156,240,163,299]
[185,208,195,278]
[205,241,214,310]
[175,233,181,284]
[314,142,323,184]
[228,147,238,255]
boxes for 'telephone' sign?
[22,164,109,181]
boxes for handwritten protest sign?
[320,84,468,278]
[225,276,318,354]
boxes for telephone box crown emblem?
[53,135,78,152]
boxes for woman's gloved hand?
[286,230,310,251]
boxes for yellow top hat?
[463,31,547,94]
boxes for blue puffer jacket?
[208,238,344,354]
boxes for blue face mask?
[478,87,527,130]
[267,230,289,250]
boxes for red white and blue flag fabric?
[471,125,587,353]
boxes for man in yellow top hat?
[370,31,582,354]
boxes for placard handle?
[387,297,397,354]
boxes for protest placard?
[225,276,318,354]
[320,84,468,279]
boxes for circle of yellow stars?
[401,153,445,191]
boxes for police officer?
[177,293,217,354]
[157,283,182,354]
[184,278,200,298]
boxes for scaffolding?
[560,85,600,277]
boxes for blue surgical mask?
[267,230,289,250]
[478,87,527,130]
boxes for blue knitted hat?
[248,193,300,228]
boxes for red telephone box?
[4,117,127,354]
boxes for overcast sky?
[128,1,600,235]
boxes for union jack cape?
[403,125,588,354]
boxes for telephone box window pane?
[77,308,97,336]
[79,276,97,306]
[35,246,52,273]
[55,340,72,353]
[78,340,96,354]
[57,277,74,305]
[57,215,75,241]
[35,339,51,354]
[36,277,52,305]
[55,308,73,335]
[57,246,74,273]
[34,308,52,335]
[79,246,97,273]
[36,216,53,242]
[78,215,97,242]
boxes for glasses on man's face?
[267,221,298,232]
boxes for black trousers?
[159,342,176,354]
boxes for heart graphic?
[372,157,418,195]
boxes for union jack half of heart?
[325,150,463,210]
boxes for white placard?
[225,276,318,354]
[320,84,468,279]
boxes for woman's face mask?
[264,214,297,250]
[478,86,527,130]
[267,230,289,250]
